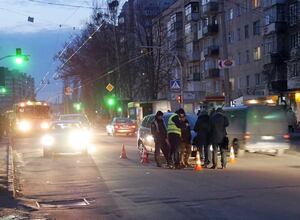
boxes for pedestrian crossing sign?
[170,80,181,90]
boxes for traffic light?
[117,107,122,112]
[73,102,82,111]
[176,95,182,104]
[15,48,29,65]
[0,68,5,87]
[0,87,7,94]
[106,97,116,107]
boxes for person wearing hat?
[151,111,171,167]
[167,108,186,169]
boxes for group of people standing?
[151,108,229,169]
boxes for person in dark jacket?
[151,111,171,167]
[179,114,192,168]
[209,108,229,169]
[194,110,211,167]
[167,108,185,169]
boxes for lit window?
[229,8,234,20]
[252,0,260,8]
[254,46,261,60]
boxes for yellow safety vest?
[167,114,181,136]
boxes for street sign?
[65,86,72,96]
[218,59,235,69]
[106,83,114,92]
[170,80,181,90]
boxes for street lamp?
[141,45,184,108]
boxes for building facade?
[0,67,35,111]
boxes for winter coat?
[209,112,229,145]
[151,117,167,141]
[194,114,210,146]
[181,118,192,144]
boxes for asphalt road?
[10,130,300,220]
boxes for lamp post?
[141,45,184,108]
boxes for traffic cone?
[229,146,236,164]
[194,151,202,171]
[140,148,149,164]
[120,144,127,159]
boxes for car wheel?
[43,148,52,158]
[138,142,144,158]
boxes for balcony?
[202,1,219,15]
[205,68,220,79]
[185,31,198,42]
[263,0,286,9]
[202,24,218,36]
[203,45,219,57]
[185,13,200,22]
[263,22,286,35]
[263,52,286,65]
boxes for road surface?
[8,129,300,220]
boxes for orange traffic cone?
[229,146,236,164]
[120,144,128,159]
[140,148,149,164]
[194,151,202,171]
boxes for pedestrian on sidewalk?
[209,108,229,169]
[167,108,185,169]
[194,110,211,168]
[287,107,297,133]
[179,114,192,168]
[151,111,171,167]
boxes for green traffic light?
[107,98,115,106]
[15,56,23,65]
[0,87,6,93]
[117,107,122,112]
[73,103,82,111]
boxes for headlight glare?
[41,122,50,130]
[42,135,55,146]
[18,121,31,132]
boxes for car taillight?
[283,134,290,139]
[244,132,251,140]
[114,125,119,129]
[131,125,136,129]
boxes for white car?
[42,120,91,157]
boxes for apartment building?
[0,67,35,111]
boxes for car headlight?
[18,121,31,132]
[42,135,55,146]
[146,135,154,142]
[41,122,50,130]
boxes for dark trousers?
[168,133,181,166]
[288,125,294,133]
[154,139,170,166]
[212,144,227,167]
[198,144,210,165]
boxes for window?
[244,25,249,38]
[255,73,260,85]
[289,3,297,26]
[246,75,250,88]
[228,32,234,43]
[254,46,261,60]
[291,63,298,77]
[237,28,241,41]
[246,50,250,63]
[236,5,241,16]
[253,20,260,35]
[238,77,242,89]
[265,15,270,25]
[228,8,234,20]
[185,23,192,36]
[237,52,241,65]
[243,0,249,12]
[252,0,260,8]
[290,33,297,48]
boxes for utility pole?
[220,0,231,106]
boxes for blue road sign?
[170,80,181,90]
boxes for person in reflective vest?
[167,108,185,169]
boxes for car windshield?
[115,118,132,123]
[51,122,81,130]
[60,115,88,123]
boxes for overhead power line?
[27,0,107,10]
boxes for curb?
[7,140,16,198]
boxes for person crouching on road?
[179,114,192,168]
[151,111,171,167]
[210,108,229,169]
[194,110,211,168]
[167,108,185,169]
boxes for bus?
[11,101,51,136]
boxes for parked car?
[223,105,290,156]
[41,120,90,157]
[106,117,137,136]
[137,112,197,156]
